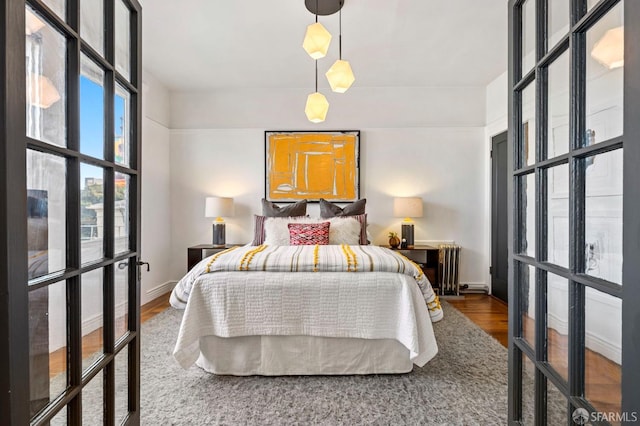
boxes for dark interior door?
[491,131,508,303]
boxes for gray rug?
[140,302,510,425]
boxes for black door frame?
[507,0,640,423]
[491,130,509,303]
[1,0,31,422]
[0,0,143,423]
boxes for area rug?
[140,301,510,425]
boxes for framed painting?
[265,130,360,202]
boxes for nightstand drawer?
[397,249,427,264]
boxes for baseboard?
[547,312,569,335]
[81,312,104,337]
[145,280,177,303]
[549,314,620,364]
[586,332,621,365]
[76,282,175,335]
[51,281,177,351]
[460,283,489,293]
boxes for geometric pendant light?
[302,0,332,60]
[305,60,329,123]
[326,8,355,93]
[326,59,355,93]
[591,26,624,70]
[303,22,332,59]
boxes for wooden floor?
[140,292,171,323]
[47,292,620,416]
[447,293,509,346]
[48,293,171,378]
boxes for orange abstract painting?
[265,131,360,202]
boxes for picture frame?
[264,130,360,202]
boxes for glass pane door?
[508,0,638,423]
[21,0,141,423]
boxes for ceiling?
[142,0,508,91]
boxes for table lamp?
[393,197,423,249]
[205,197,234,247]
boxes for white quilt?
[172,245,442,371]
[171,244,443,321]
[173,270,439,370]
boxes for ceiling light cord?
[315,60,318,92]
[315,0,318,23]
[339,9,342,60]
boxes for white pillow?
[327,217,361,245]
[264,217,361,246]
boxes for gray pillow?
[319,198,366,217]
[262,199,307,217]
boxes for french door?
[1,0,142,424]
[508,0,639,424]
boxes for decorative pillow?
[288,222,330,246]
[262,199,307,217]
[252,214,307,245]
[351,213,369,245]
[319,198,366,218]
[263,217,309,245]
[326,217,361,245]
[251,215,268,245]
[264,216,362,246]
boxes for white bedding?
[173,271,439,371]
[171,244,442,374]
[196,335,414,375]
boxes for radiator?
[439,244,461,295]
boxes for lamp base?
[212,223,226,248]
[401,224,415,249]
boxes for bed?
[170,243,443,375]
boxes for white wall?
[170,86,486,130]
[168,87,489,290]
[140,70,173,305]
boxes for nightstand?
[391,245,440,294]
[187,244,242,271]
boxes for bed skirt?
[196,335,414,376]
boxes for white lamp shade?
[393,197,423,218]
[305,92,329,123]
[302,22,332,59]
[27,73,61,109]
[326,59,355,93]
[591,26,624,69]
[205,197,234,218]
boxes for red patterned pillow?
[288,222,330,246]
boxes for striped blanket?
[171,244,442,322]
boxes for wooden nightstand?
[187,244,242,271]
[390,245,440,294]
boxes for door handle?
[137,261,150,272]
[137,261,150,282]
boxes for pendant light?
[591,26,624,70]
[302,0,332,59]
[305,60,329,123]
[325,8,355,93]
